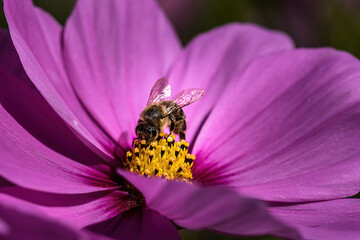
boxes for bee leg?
[132,137,139,148]
[169,115,175,133]
[179,118,187,140]
[180,132,185,140]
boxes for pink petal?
[0,178,178,240]
[0,29,28,81]
[0,183,136,229]
[270,199,360,240]
[0,34,112,175]
[3,0,118,162]
[119,170,301,239]
[0,193,115,240]
[63,0,181,147]
[193,48,360,202]
[168,23,294,142]
[88,207,181,240]
[41,190,136,228]
[0,71,117,193]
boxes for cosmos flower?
[1,0,360,240]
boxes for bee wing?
[146,77,171,106]
[163,88,205,117]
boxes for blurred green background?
[1,0,359,239]
[158,0,360,58]
[0,0,360,58]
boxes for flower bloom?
[1,0,360,239]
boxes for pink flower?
[1,0,360,239]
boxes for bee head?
[135,123,158,143]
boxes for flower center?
[125,132,195,181]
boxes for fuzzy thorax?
[125,132,194,181]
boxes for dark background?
[1,0,360,58]
[1,0,359,239]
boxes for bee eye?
[150,128,157,138]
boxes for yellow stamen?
[125,132,194,181]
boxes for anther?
[157,131,164,141]
[167,136,173,148]
[180,140,186,150]
[125,131,194,181]
[148,151,154,162]
[161,146,166,158]
[185,154,194,165]
[170,133,175,138]
[150,142,156,151]
[134,148,140,157]
[144,169,150,177]
[127,152,133,163]
[175,147,180,158]
[168,156,175,166]
[140,140,146,149]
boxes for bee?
[135,77,204,144]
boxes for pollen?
[125,132,195,181]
